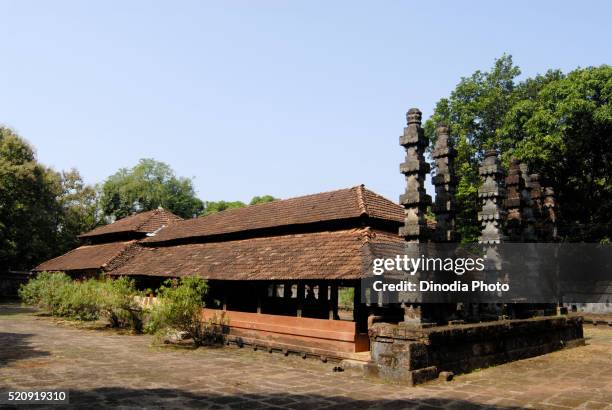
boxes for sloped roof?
[79,208,182,239]
[33,241,137,272]
[144,185,404,244]
[108,228,404,280]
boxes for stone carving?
[542,183,558,241]
[399,108,431,241]
[519,163,537,241]
[432,124,456,242]
[478,150,506,244]
[530,173,544,239]
[505,159,523,241]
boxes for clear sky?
[1,1,609,203]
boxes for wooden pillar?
[353,282,361,323]
[297,282,304,318]
[329,283,338,320]
[284,282,292,300]
[256,283,262,314]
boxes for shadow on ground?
[62,387,521,409]
[0,302,35,316]
[0,332,50,367]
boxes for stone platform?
[366,316,584,385]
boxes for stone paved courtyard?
[1,303,611,409]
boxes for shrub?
[146,276,225,346]
[58,278,102,321]
[99,277,145,332]
[19,271,73,316]
[19,272,145,330]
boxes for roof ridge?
[197,185,364,219]
[356,184,368,215]
[358,226,375,243]
[361,186,399,206]
[102,240,139,271]
[133,209,157,232]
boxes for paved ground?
[1,303,611,409]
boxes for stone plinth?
[366,316,584,385]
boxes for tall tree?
[425,56,611,242]
[0,128,62,270]
[100,159,204,219]
[501,65,612,241]
[424,54,522,242]
[56,169,102,251]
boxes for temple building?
[32,108,585,383]
[34,185,407,359]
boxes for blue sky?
[1,1,609,203]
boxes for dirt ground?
[1,303,611,409]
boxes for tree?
[202,200,246,215]
[100,159,204,219]
[56,169,102,251]
[249,195,277,205]
[202,195,278,215]
[0,127,62,270]
[501,65,612,241]
[424,54,522,242]
[425,56,611,242]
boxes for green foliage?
[100,158,204,219]
[0,129,63,270]
[203,195,277,215]
[98,276,145,331]
[501,65,612,241]
[56,169,103,252]
[202,200,246,215]
[424,54,521,243]
[425,55,611,242]
[338,287,354,311]
[0,129,102,270]
[19,273,144,330]
[147,276,224,346]
[57,278,103,321]
[18,271,73,316]
[249,195,277,205]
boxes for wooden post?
[329,283,338,320]
[353,282,360,322]
[221,281,227,311]
[297,282,304,318]
[256,283,262,314]
[284,282,292,300]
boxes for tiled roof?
[33,241,137,272]
[108,228,404,280]
[144,186,404,244]
[79,208,182,239]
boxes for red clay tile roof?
[144,186,404,244]
[79,208,182,239]
[33,241,138,272]
[108,228,404,280]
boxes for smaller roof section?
[108,228,405,280]
[33,241,137,272]
[143,185,404,244]
[79,208,182,240]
